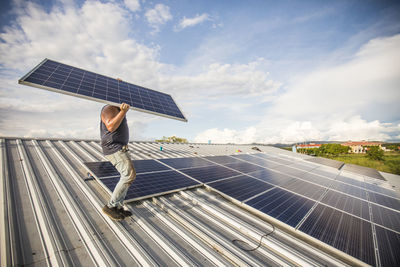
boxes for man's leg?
[103,150,136,220]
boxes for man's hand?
[120,103,130,113]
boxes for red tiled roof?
[341,141,382,146]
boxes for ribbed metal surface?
[1,138,356,266]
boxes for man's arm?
[101,103,130,132]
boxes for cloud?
[195,34,400,143]
[124,0,140,12]
[144,4,172,33]
[176,13,210,31]
[0,0,280,139]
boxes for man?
[100,103,136,221]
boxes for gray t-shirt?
[100,105,129,155]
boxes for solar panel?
[298,204,375,266]
[100,170,200,201]
[84,161,119,178]
[19,59,187,121]
[245,187,316,227]
[280,179,326,201]
[250,169,295,186]
[375,225,400,266]
[207,175,274,202]
[368,191,400,210]
[84,159,170,177]
[159,157,215,170]
[179,165,241,183]
[320,190,370,220]
[223,162,266,173]
[371,204,400,232]
[204,155,242,164]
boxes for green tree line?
[297,144,350,157]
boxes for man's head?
[102,105,120,117]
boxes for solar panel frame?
[19,58,188,122]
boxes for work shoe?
[102,205,124,221]
[118,207,133,218]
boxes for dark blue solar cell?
[252,154,294,165]
[375,225,400,267]
[330,181,367,200]
[309,168,339,179]
[336,175,365,188]
[101,170,200,200]
[84,161,119,178]
[207,175,274,202]
[245,187,315,227]
[300,172,333,187]
[204,155,243,165]
[159,157,214,169]
[180,165,241,183]
[231,154,281,169]
[368,191,400,210]
[250,169,294,186]
[224,162,266,173]
[19,59,187,122]
[133,159,171,173]
[371,203,400,232]
[365,183,400,198]
[281,179,326,200]
[299,205,375,266]
[272,165,308,177]
[321,190,370,220]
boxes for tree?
[366,146,384,161]
[155,135,188,143]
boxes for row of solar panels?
[85,152,400,266]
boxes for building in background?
[296,143,322,149]
[341,141,383,153]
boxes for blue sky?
[0,0,399,143]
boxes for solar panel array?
[19,59,187,121]
[85,153,400,266]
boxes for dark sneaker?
[102,205,124,221]
[118,207,133,218]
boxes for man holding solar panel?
[100,102,136,221]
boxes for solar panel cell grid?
[224,162,266,173]
[320,190,370,220]
[207,175,274,202]
[250,169,295,186]
[101,170,199,200]
[368,191,400,210]
[159,157,215,170]
[375,226,400,267]
[371,204,400,232]
[298,205,375,266]
[204,155,242,164]
[280,179,326,201]
[180,165,241,183]
[329,181,367,200]
[20,59,187,121]
[245,187,315,227]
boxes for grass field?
[327,152,400,175]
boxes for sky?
[0,0,399,144]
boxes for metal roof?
[2,137,396,266]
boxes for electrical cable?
[232,224,275,252]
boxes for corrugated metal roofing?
[2,137,394,266]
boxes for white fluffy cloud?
[145,4,172,33]
[0,1,280,139]
[124,0,140,12]
[176,13,210,31]
[195,35,400,143]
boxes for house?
[341,141,383,153]
[296,143,321,149]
